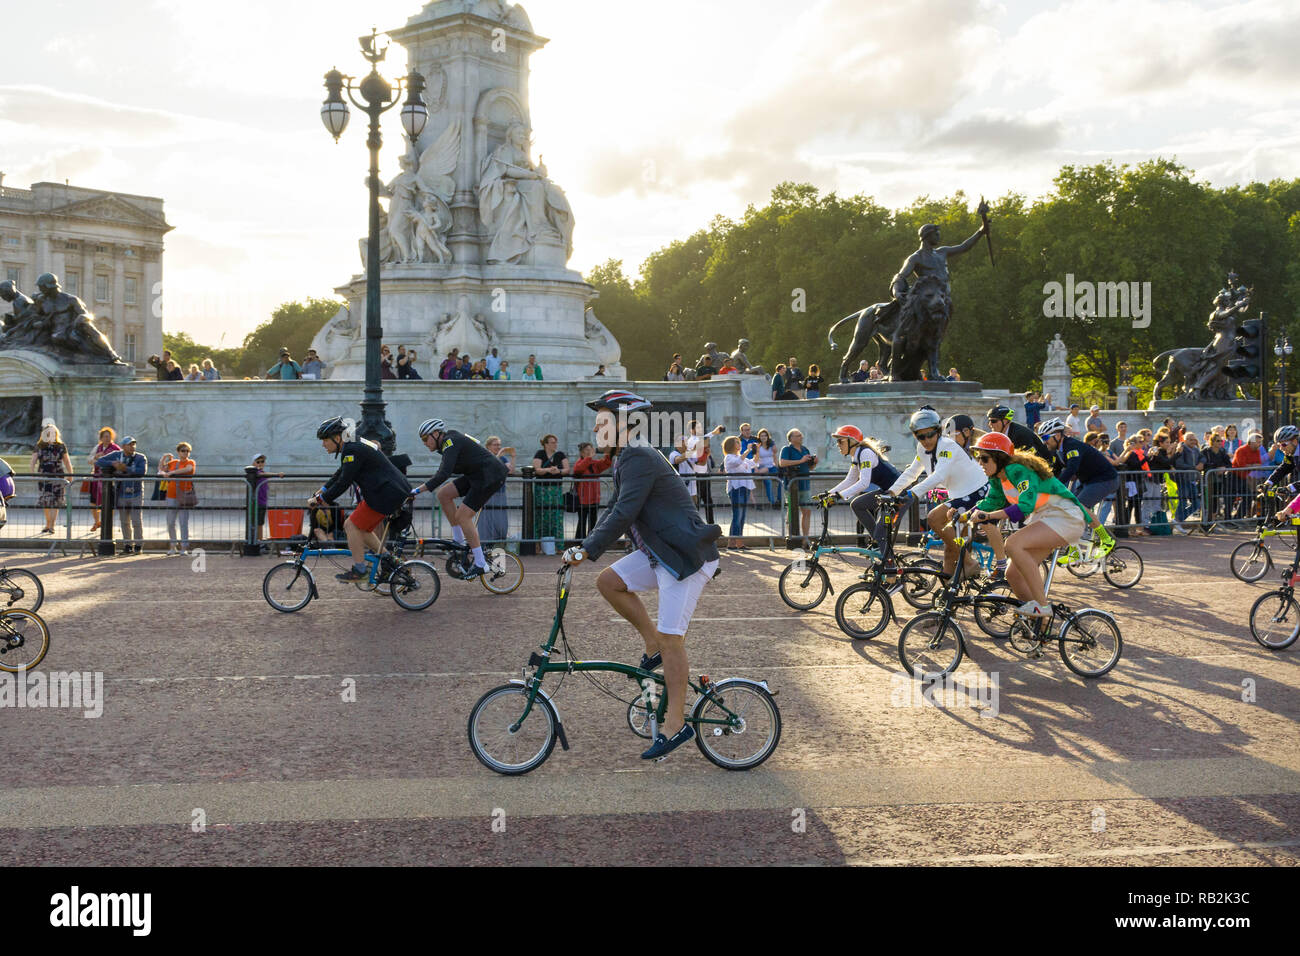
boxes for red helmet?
[832,424,864,443]
[973,432,1014,456]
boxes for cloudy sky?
[2,0,1297,345]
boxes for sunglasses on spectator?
[914,429,940,440]
[976,454,996,464]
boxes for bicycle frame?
[509,567,760,735]
[806,503,883,564]
[921,528,995,570]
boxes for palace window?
[5,267,18,286]
[124,277,137,306]
[65,273,79,297]
[125,333,137,364]
[95,275,109,302]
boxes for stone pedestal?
[827,380,984,397]
[1116,385,1136,411]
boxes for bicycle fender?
[713,676,777,696]
[507,679,569,750]
[1059,608,1118,640]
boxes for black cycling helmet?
[944,414,974,434]
[317,417,347,440]
[987,404,1013,422]
[586,389,652,413]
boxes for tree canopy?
[586,160,1300,404]
[164,297,342,379]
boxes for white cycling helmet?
[1274,425,1299,444]
[1036,418,1067,438]
[418,418,447,438]
[908,408,942,433]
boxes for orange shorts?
[347,500,386,533]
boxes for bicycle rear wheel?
[897,567,945,610]
[692,679,781,770]
[262,563,315,613]
[0,608,50,673]
[0,569,43,612]
[898,612,964,679]
[1230,542,1273,583]
[1102,546,1143,589]
[834,581,892,640]
[778,561,829,611]
[973,579,1017,638]
[390,560,441,610]
[468,684,559,775]
[480,548,524,595]
[1058,610,1123,677]
[1249,591,1300,650]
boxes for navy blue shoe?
[639,652,662,671]
[336,565,368,582]
[641,724,695,761]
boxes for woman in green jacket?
[969,431,1092,618]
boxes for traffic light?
[1225,318,1264,381]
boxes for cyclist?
[968,431,1093,617]
[562,389,722,762]
[1261,425,1300,498]
[819,424,899,547]
[886,407,989,579]
[308,417,412,582]
[1035,418,1118,553]
[409,419,509,579]
[943,414,1012,578]
[986,403,1052,463]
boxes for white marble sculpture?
[1045,333,1069,371]
[433,293,497,359]
[375,120,460,265]
[1042,333,1072,406]
[583,307,621,367]
[478,122,574,264]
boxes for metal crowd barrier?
[0,463,1283,556]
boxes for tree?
[235,298,343,378]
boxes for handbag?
[177,485,199,508]
[80,479,92,494]
[563,490,579,513]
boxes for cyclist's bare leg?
[983,522,1008,563]
[344,518,385,567]
[596,567,660,654]
[658,633,688,737]
[929,503,977,576]
[1005,523,1065,606]
[454,503,481,550]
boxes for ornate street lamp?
[320,29,427,454]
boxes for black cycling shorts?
[944,485,989,512]
[453,472,507,512]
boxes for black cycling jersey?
[1266,453,1299,488]
[419,429,509,493]
[1007,420,1053,463]
[320,439,412,516]
[1056,435,1118,485]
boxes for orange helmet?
[832,424,864,444]
[972,432,1014,456]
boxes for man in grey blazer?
[564,389,722,761]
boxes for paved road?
[2,532,1297,865]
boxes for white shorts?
[609,550,719,636]
[1028,496,1087,545]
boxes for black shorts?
[453,472,507,512]
[945,485,989,513]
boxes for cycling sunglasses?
[976,453,996,464]
[913,428,940,441]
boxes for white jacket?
[888,435,987,499]
[828,445,882,499]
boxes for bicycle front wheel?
[834,581,892,640]
[480,548,524,595]
[1231,542,1273,583]
[468,684,559,775]
[898,612,964,679]
[692,679,782,770]
[1102,546,1143,589]
[778,561,829,611]
[0,608,50,673]
[0,569,44,612]
[262,563,315,613]
[390,560,441,610]
[1058,610,1123,677]
[1249,591,1300,650]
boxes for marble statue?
[830,204,989,382]
[583,308,621,367]
[0,273,124,364]
[1152,272,1254,400]
[478,122,574,264]
[1045,333,1068,371]
[408,193,452,264]
[379,153,421,263]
